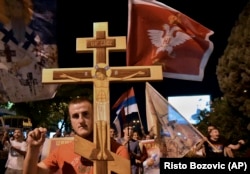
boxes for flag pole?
[137,111,146,137]
[132,86,146,137]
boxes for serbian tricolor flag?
[127,0,214,81]
[112,87,139,138]
[112,87,139,115]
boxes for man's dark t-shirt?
[204,136,230,158]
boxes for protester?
[116,123,141,174]
[5,128,27,174]
[132,131,148,174]
[110,125,118,141]
[145,134,152,140]
[23,96,130,174]
[185,125,217,158]
[197,127,245,158]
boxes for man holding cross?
[23,96,130,174]
[24,22,162,174]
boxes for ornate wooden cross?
[42,22,163,174]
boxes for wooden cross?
[42,22,163,174]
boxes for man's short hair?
[110,124,117,131]
[207,125,216,133]
[123,122,133,130]
[68,96,93,105]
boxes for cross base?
[74,135,131,174]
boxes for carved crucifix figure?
[42,22,163,174]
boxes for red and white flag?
[127,0,214,81]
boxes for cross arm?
[42,68,94,84]
[108,65,163,82]
[42,65,163,84]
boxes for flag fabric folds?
[113,108,126,139]
[0,0,58,103]
[112,87,139,115]
[112,87,139,138]
[145,82,203,158]
[127,0,214,81]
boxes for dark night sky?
[56,0,249,127]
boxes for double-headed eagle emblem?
[148,24,191,60]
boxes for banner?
[145,82,203,157]
[140,139,160,174]
[40,137,74,174]
[0,0,58,103]
[127,0,214,81]
[40,137,74,161]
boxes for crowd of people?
[0,127,78,174]
[0,96,248,174]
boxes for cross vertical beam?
[76,23,127,174]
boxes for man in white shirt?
[5,128,27,174]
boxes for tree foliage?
[196,98,250,156]
[216,1,250,118]
[197,2,250,156]
[197,98,249,141]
